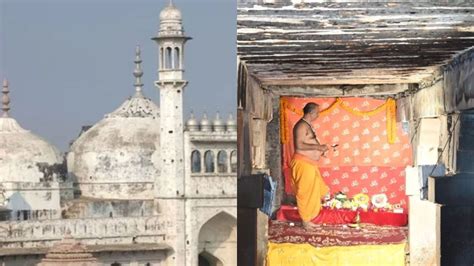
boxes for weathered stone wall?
[62,199,155,219]
[3,181,61,220]
[185,198,237,266]
[183,131,237,265]
[0,216,168,249]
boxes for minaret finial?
[133,45,144,94]
[2,79,10,117]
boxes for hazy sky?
[0,0,236,151]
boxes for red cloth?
[276,205,407,227]
[269,220,408,247]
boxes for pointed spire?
[133,45,144,94]
[189,110,195,119]
[169,0,174,6]
[2,79,10,117]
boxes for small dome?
[160,4,182,21]
[0,117,63,183]
[186,112,199,131]
[213,112,225,132]
[200,113,212,132]
[226,113,237,132]
[158,2,185,37]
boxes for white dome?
[0,117,62,183]
[186,112,199,131]
[200,113,212,132]
[213,112,225,132]
[160,4,182,21]
[226,114,236,132]
[68,94,160,199]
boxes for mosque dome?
[226,113,237,132]
[160,3,182,21]
[200,113,212,132]
[67,47,160,200]
[186,112,199,131]
[0,80,62,183]
[213,112,225,132]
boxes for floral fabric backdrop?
[281,97,413,209]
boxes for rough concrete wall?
[0,216,169,249]
[444,51,474,113]
[409,197,441,266]
[413,80,445,119]
[407,115,443,265]
[265,95,282,213]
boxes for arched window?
[174,47,180,69]
[160,47,164,69]
[111,263,121,266]
[217,151,228,173]
[191,150,201,173]
[165,47,173,69]
[204,151,215,173]
[230,150,237,173]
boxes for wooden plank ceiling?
[237,2,474,86]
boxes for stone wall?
[3,181,61,220]
[0,216,168,249]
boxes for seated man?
[291,102,329,230]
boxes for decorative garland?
[280,98,397,144]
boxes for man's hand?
[321,144,329,152]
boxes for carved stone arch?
[217,150,228,173]
[198,211,236,266]
[199,250,223,266]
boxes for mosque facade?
[0,3,236,266]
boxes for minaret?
[152,3,191,265]
[152,0,191,200]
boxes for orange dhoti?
[290,153,329,222]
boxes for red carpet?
[269,220,408,247]
[277,205,408,226]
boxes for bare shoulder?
[293,120,309,134]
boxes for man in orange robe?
[291,102,329,230]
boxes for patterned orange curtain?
[281,97,412,209]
